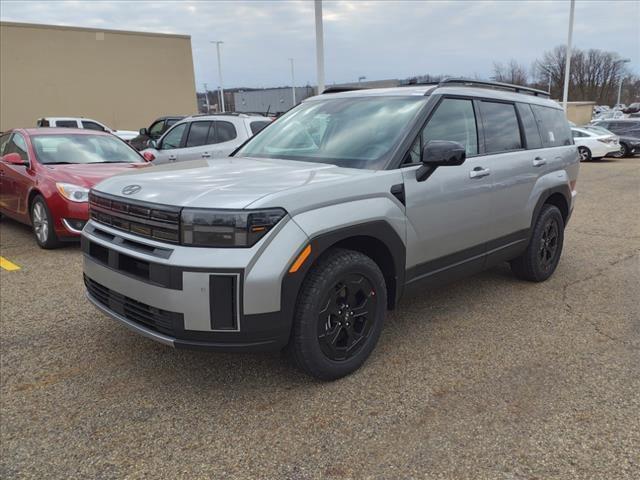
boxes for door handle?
[201,153,211,158]
[469,167,490,179]
[533,157,547,167]
[168,155,177,162]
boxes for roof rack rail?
[437,78,550,97]
[321,86,368,94]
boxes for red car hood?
[42,163,150,188]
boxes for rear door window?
[56,120,79,128]
[516,103,542,149]
[531,105,572,147]
[478,101,522,153]
[185,121,213,147]
[215,121,237,143]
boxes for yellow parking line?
[0,256,21,271]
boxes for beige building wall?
[565,101,595,126]
[0,22,197,131]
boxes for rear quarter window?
[516,103,542,149]
[531,106,572,147]
[250,121,270,135]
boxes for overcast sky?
[1,0,638,90]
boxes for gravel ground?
[1,157,639,479]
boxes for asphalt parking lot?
[1,157,639,479]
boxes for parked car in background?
[128,115,185,151]
[622,103,640,114]
[590,119,640,157]
[36,117,138,142]
[140,113,272,164]
[0,128,149,248]
[592,110,626,121]
[571,127,620,161]
[83,79,578,379]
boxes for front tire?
[510,204,564,282]
[288,249,387,380]
[31,195,60,249]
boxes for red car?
[0,128,149,248]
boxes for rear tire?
[578,146,591,162]
[510,204,564,282]
[31,195,60,249]
[288,248,387,380]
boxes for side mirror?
[149,139,158,149]
[2,153,27,166]
[416,140,466,182]
[139,127,148,136]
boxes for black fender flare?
[280,220,406,333]
[530,185,572,235]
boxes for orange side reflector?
[289,245,312,273]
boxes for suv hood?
[92,157,373,209]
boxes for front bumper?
[82,218,308,351]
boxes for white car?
[36,117,138,141]
[141,113,272,164]
[571,126,620,161]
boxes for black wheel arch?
[281,221,406,334]
[530,186,571,237]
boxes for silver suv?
[82,79,579,380]
[141,113,271,164]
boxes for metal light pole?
[562,0,575,111]
[289,58,296,106]
[314,0,325,94]
[203,83,210,113]
[616,59,631,107]
[543,64,553,95]
[211,41,225,112]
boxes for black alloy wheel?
[317,274,377,361]
[289,248,387,380]
[538,217,560,274]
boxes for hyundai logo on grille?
[122,184,142,195]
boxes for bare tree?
[492,60,528,86]
[531,46,632,105]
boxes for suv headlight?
[181,208,287,247]
[56,183,89,203]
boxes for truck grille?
[84,275,182,335]
[89,191,181,244]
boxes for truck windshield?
[32,134,143,164]
[235,96,426,170]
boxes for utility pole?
[562,0,575,111]
[203,83,210,113]
[314,0,325,94]
[211,41,225,112]
[289,58,296,106]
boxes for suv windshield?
[236,96,426,169]
[32,134,142,164]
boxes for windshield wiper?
[44,161,74,165]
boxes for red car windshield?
[31,134,142,164]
